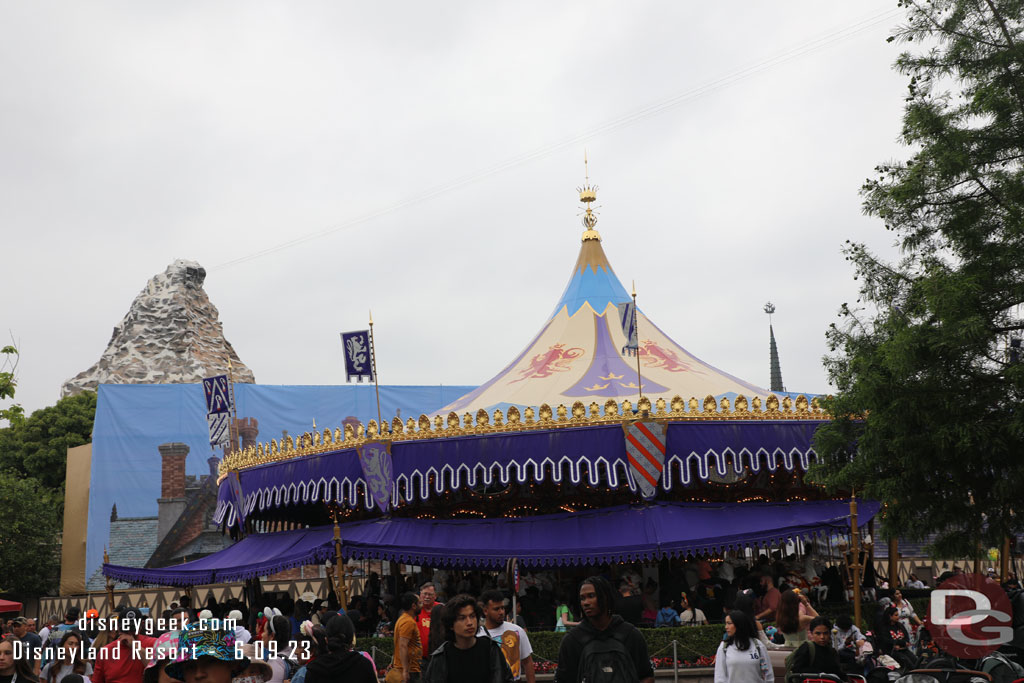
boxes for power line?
[213,6,902,270]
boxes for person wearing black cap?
[12,618,43,676]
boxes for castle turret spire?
[764,303,784,392]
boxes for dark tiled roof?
[86,517,159,591]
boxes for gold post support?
[333,515,348,609]
[103,548,116,612]
[849,496,862,629]
[369,311,382,428]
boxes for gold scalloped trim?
[219,393,829,476]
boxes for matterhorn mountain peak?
[61,259,255,397]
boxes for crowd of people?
[0,575,655,683]
[2,559,1020,683]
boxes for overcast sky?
[2,1,912,419]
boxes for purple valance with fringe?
[105,499,876,585]
[214,420,825,531]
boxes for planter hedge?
[357,624,725,668]
[356,599,919,670]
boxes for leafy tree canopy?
[0,471,61,596]
[810,0,1024,557]
[0,344,22,426]
[0,390,97,492]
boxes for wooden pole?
[369,311,382,428]
[631,283,643,404]
[849,496,862,629]
[889,537,899,589]
[1001,536,1011,580]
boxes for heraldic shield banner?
[340,330,374,383]
[357,440,394,513]
[622,420,667,499]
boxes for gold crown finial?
[577,152,600,241]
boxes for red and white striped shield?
[622,420,667,499]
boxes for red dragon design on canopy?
[510,344,586,383]
[639,339,704,374]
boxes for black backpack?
[577,627,639,683]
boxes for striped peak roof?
[443,229,773,416]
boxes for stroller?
[978,651,1024,683]
[787,673,868,683]
[891,668,993,683]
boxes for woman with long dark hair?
[775,589,817,645]
[426,604,446,657]
[1,634,40,683]
[714,611,773,683]
[41,632,91,683]
[262,615,293,683]
[877,606,916,669]
[304,615,375,683]
[276,622,325,683]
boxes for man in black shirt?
[613,580,644,626]
[789,616,847,681]
[556,576,654,683]
[424,594,512,683]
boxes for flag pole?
[227,359,239,453]
[369,310,382,428]
[632,281,643,404]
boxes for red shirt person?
[415,582,441,660]
[92,609,156,683]
[754,575,781,622]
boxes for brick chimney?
[158,442,190,543]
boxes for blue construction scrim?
[86,383,474,582]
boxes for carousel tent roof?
[443,188,777,416]
[105,499,878,585]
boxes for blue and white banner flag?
[340,330,374,383]
[207,412,232,447]
[617,302,639,357]
[202,375,232,414]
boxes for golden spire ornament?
[577,151,601,242]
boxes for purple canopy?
[214,421,824,530]
[104,499,878,586]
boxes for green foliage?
[0,470,62,596]
[0,344,23,426]
[810,0,1024,557]
[0,390,97,492]
[358,624,728,668]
